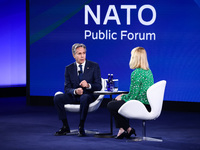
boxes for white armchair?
[64,78,105,113]
[54,78,105,134]
[118,80,167,142]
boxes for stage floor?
[0,97,199,150]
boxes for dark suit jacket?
[64,60,102,96]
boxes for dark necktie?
[78,64,83,82]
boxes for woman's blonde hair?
[129,47,149,70]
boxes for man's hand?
[75,88,83,95]
[79,80,89,88]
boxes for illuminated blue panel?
[0,0,26,87]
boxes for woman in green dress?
[107,47,154,139]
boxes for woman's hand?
[115,94,123,101]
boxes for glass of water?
[113,79,119,92]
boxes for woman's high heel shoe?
[126,128,137,138]
[115,131,128,139]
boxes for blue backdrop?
[29,0,200,102]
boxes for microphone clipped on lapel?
[87,67,89,70]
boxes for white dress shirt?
[76,61,86,75]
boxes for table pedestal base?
[94,133,114,138]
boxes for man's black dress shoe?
[126,128,137,138]
[78,126,86,137]
[115,131,128,139]
[54,126,70,136]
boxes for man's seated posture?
[54,43,102,137]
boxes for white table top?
[93,90,128,95]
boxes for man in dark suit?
[54,43,102,137]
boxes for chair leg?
[142,120,163,142]
[128,120,163,142]
[142,120,146,139]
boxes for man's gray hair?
[72,43,86,55]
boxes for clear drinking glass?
[113,79,119,92]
